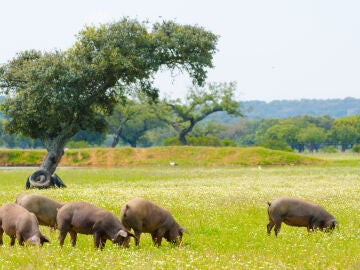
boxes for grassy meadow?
[0,152,359,269]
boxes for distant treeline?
[242,97,360,119]
[0,97,360,152]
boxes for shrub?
[162,137,181,146]
[187,136,221,146]
[259,139,293,152]
[322,146,338,153]
[352,144,360,153]
[163,136,222,146]
[66,141,91,149]
[220,138,237,147]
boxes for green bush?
[220,138,237,147]
[187,136,221,146]
[163,136,222,146]
[322,146,338,153]
[259,139,293,152]
[352,144,360,153]
[66,141,91,149]
[162,137,182,146]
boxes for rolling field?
[0,163,359,269]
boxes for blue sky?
[1,0,359,101]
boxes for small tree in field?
[0,18,218,188]
[329,116,360,152]
[159,82,242,145]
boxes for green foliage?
[107,94,166,147]
[296,125,327,152]
[252,116,337,152]
[0,18,218,164]
[220,138,237,147]
[160,82,242,145]
[66,140,91,149]
[71,130,106,146]
[329,115,360,151]
[352,144,360,153]
[187,136,221,146]
[321,146,338,153]
[191,121,227,138]
[162,137,182,146]
[0,165,358,268]
[163,136,235,147]
[258,139,293,152]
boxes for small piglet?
[56,202,135,249]
[120,197,189,247]
[15,193,64,230]
[0,203,50,246]
[267,197,338,236]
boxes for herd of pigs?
[0,193,338,249]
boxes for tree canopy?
[0,18,218,187]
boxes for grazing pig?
[15,193,63,230]
[56,202,135,249]
[0,203,50,246]
[120,198,189,247]
[267,197,338,236]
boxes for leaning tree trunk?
[178,120,196,146]
[111,123,124,147]
[26,136,67,189]
[178,132,188,145]
[111,118,129,148]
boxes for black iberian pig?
[0,203,50,246]
[15,193,63,230]
[267,197,338,236]
[56,202,135,249]
[120,197,189,247]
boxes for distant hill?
[206,97,360,123]
[0,96,359,122]
[241,97,360,119]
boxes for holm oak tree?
[0,18,218,188]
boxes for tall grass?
[0,165,359,269]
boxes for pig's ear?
[28,235,40,245]
[118,230,128,238]
[179,227,190,235]
[117,229,136,238]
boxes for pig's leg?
[16,232,24,246]
[267,220,275,235]
[58,230,67,247]
[128,221,142,246]
[99,237,107,249]
[69,231,77,247]
[134,231,141,246]
[274,220,282,236]
[94,232,101,248]
[0,228,3,245]
[152,228,165,247]
[151,232,157,245]
[93,232,106,249]
[10,235,16,246]
[307,217,316,232]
